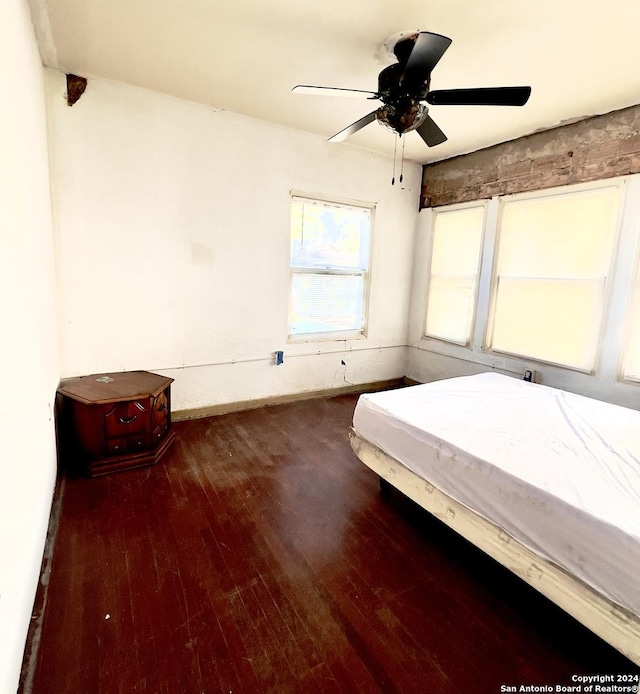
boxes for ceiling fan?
[292,31,531,149]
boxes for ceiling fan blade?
[427,86,532,106]
[416,114,448,147]
[293,85,377,98]
[401,32,452,85]
[328,111,377,142]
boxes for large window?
[424,205,485,345]
[420,179,639,384]
[289,195,372,338]
[487,186,621,371]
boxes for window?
[622,261,640,381]
[487,185,621,371]
[424,205,485,345]
[289,195,372,338]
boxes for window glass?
[425,206,485,344]
[622,262,640,381]
[488,186,620,370]
[289,197,371,338]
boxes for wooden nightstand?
[57,370,175,477]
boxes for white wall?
[0,1,59,692]
[45,70,421,411]
[407,180,640,409]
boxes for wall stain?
[66,74,87,107]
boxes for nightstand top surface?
[58,370,174,405]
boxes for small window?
[487,185,621,371]
[289,196,372,338]
[424,205,485,345]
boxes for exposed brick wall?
[421,104,640,208]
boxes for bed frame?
[349,429,640,666]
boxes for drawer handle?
[118,415,138,425]
[157,403,167,412]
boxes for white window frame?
[422,201,488,347]
[483,180,625,373]
[620,262,640,382]
[618,181,640,383]
[416,177,640,391]
[288,193,374,343]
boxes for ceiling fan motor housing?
[376,101,429,135]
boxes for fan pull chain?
[399,135,406,184]
[391,136,398,185]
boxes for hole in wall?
[66,74,87,107]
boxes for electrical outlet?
[523,369,534,382]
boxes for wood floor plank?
[22,394,636,694]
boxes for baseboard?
[173,377,406,422]
[19,475,66,693]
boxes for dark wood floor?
[22,394,635,693]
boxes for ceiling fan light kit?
[293,30,532,149]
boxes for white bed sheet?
[353,373,640,616]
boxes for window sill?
[287,330,367,344]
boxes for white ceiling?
[30,0,640,164]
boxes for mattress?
[353,373,640,616]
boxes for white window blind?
[487,186,621,370]
[425,205,485,345]
[622,264,640,380]
[289,196,371,337]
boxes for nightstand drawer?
[153,391,169,426]
[106,433,150,456]
[106,437,127,456]
[128,433,150,451]
[104,400,148,437]
[153,420,168,443]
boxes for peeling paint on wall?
[66,74,86,106]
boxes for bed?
[350,372,640,665]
